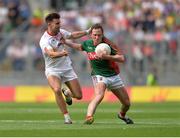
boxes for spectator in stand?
[131,41,144,72]
[146,67,158,86]
[7,1,20,28]
[6,39,29,71]
[0,0,8,32]
[19,0,31,22]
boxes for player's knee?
[52,87,61,94]
[72,89,82,100]
[75,93,82,100]
[96,94,104,102]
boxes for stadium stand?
[0,0,179,86]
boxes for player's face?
[49,18,61,34]
[91,28,103,46]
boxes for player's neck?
[47,29,58,36]
[93,41,102,46]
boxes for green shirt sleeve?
[81,41,86,51]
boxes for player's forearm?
[46,51,67,58]
[65,41,82,51]
[103,54,125,63]
[70,31,87,39]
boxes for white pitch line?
[0,108,179,113]
[0,120,59,123]
[0,120,180,131]
[0,120,180,125]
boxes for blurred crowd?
[0,0,31,32]
[0,0,180,85]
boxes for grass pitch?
[0,102,180,137]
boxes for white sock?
[64,113,71,121]
[63,89,69,96]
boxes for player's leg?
[61,87,73,105]
[65,78,82,100]
[47,75,72,124]
[111,87,130,114]
[111,87,133,124]
[84,82,106,124]
[62,68,82,100]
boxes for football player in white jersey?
[39,12,90,124]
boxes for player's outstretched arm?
[63,39,83,51]
[69,28,91,39]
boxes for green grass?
[0,102,180,137]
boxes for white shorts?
[92,74,124,90]
[45,68,78,83]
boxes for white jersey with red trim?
[39,29,72,72]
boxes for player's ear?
[47,22,51,26]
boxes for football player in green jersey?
[63,23,134,124]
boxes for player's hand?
[60,37,65,44]
[85,27,91,35]
[95,50,107,59]
[61,49,68,56]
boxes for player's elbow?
[118,55,125,63]
[47,53,55,58]
[77,46,83,51]
[121,55,126,62]
[49,55,55,58]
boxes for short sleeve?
[60,29,72,39]
[81,41,86,51]
[46,45,53,50]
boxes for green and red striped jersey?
[82,40,120,77]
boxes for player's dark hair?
[45,12,60,23]
[90,23,104,34]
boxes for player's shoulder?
[40,31,49,39]
[60,28,70,34]
[60,28,67,31]
[60,28,71,38]
[83,39,93,45]
[81,39,93,50]
[39,31,50,45]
